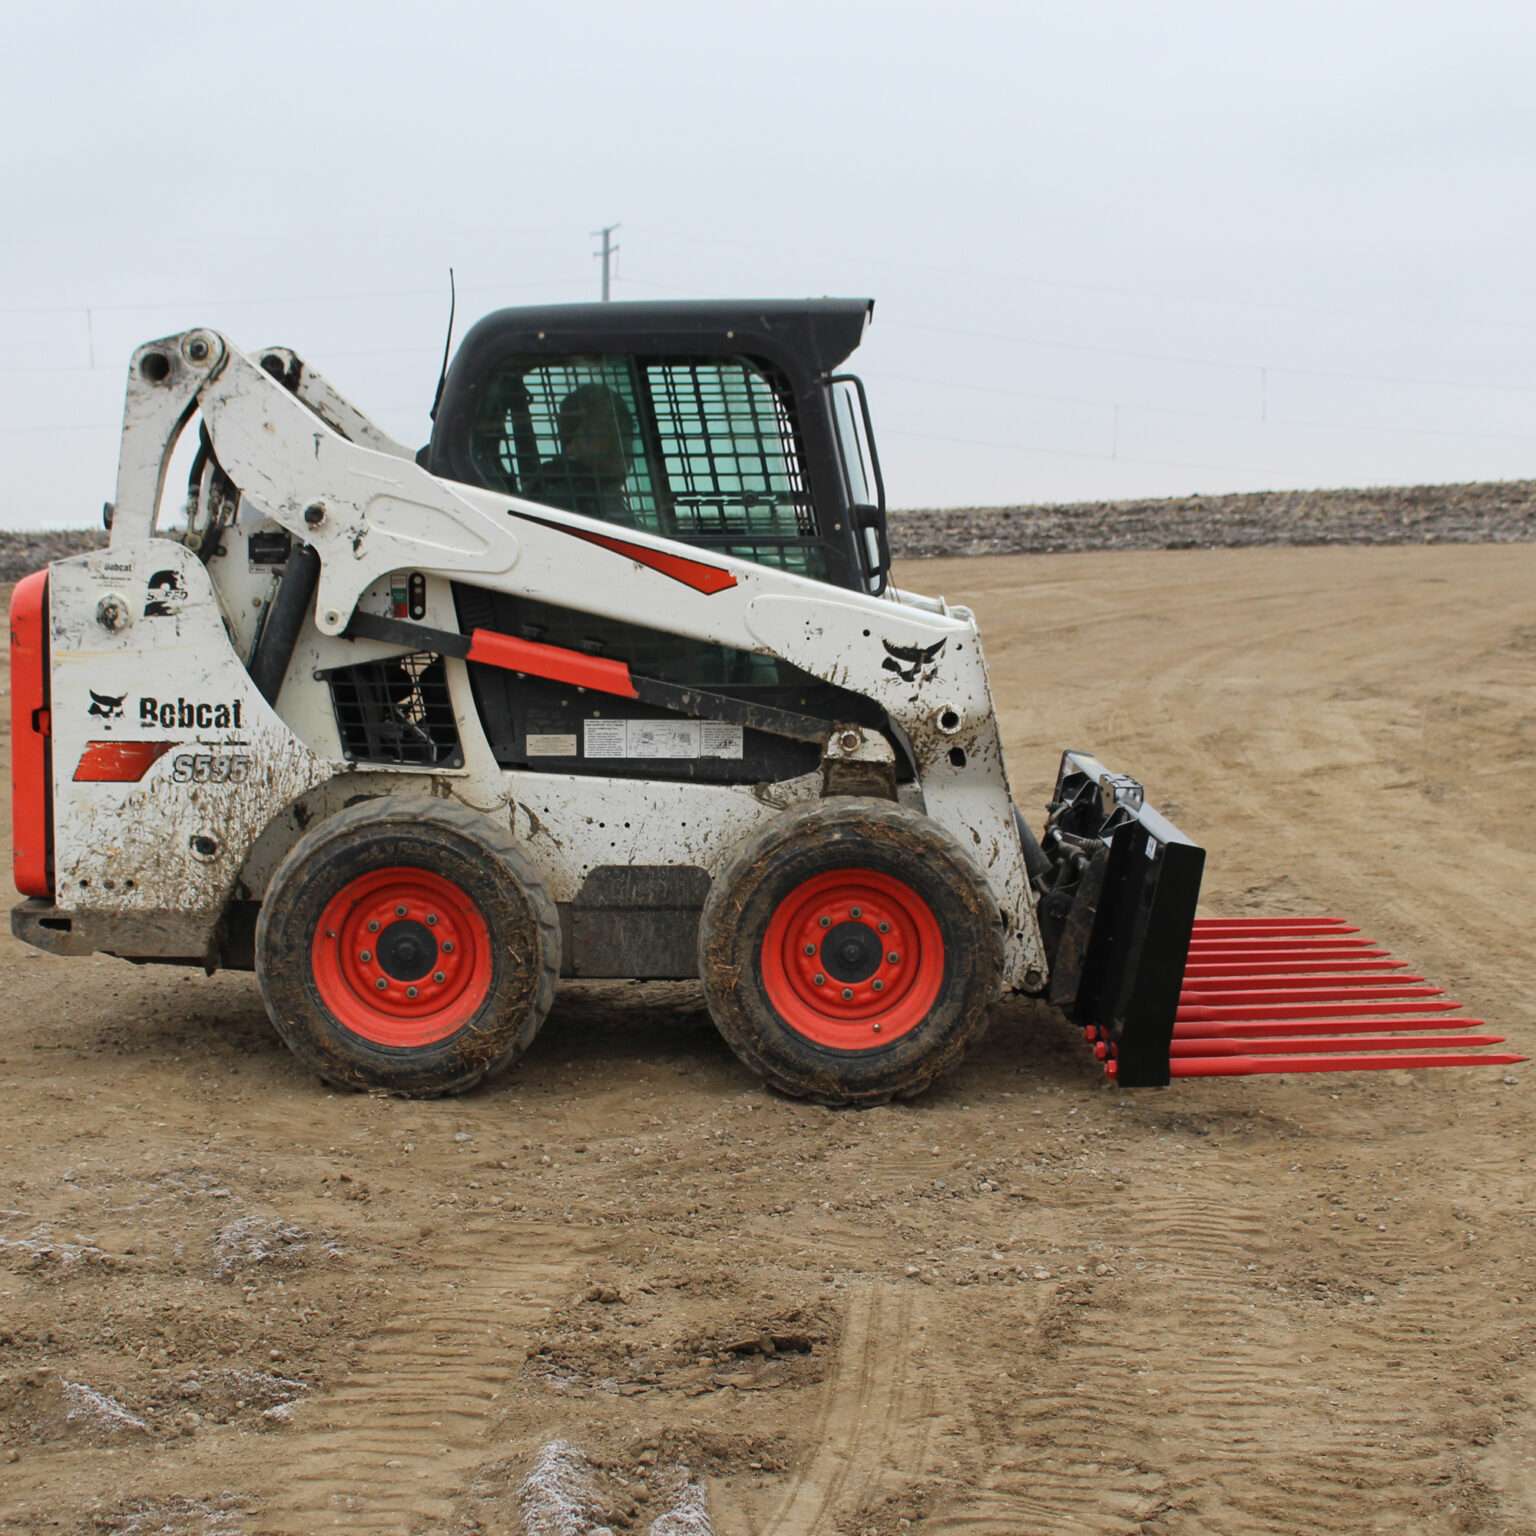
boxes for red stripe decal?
[74,740,175,783]
[519,514,737,595]
[466,629,639,698]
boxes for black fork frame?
[1035,751,1206,1087]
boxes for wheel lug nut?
[395,905,408,917]
[359,950,372,963]
[368,920,380,932]
[442,941,455,953]
[818,916,831,928]
[872,1022,882,1033]
[813,973,825,986]
[406,986,418,999]
[850,906,862,918]
[325,929,337,939]
[872,979,884,992]
[841,988,854,1001]
[426,914,438,926]
[433,971,446,984]
[888,952,900,965]
[803,944,816,956]
[374,978,388,991]
[878,921,890,934]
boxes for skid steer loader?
[7,301,1521,1099]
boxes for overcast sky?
[4,0,1535,528]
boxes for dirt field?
[1,544,1532,1536]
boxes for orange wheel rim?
[759,868,944,1050]
[310,867,492,1047]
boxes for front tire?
[698,798,1003,1105]
[255,797,558,1096]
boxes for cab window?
[468,353,831,581]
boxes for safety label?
[525,733,578,757]
[582,719,744,760]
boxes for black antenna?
[429,267,457,421]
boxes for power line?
[887,319,1536,399]
[609,263,1536,398]
[0,275,582,319]
[874,371,1536,449]
[882,423,1267,479]
[625,223,1536,340]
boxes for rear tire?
[698,798,1002,1105]
[255,797,558,1096]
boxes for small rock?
[453,1131,473,1144]
[1033,1268,1053,1281]
[585,1284,622,1304]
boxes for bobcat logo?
[881,637,946,684]
[88,689,126,719]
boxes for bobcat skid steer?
[8,302,1521,1099]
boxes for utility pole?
[592,223,620,301]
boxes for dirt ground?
[1,544,1532,1536]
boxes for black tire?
[255,797,558,1096]
[698,797,1003,1106]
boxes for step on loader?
[8,301,1522,1099]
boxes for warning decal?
[582,719,744,760]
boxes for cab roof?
[444,298,874,385]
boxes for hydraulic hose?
[248,542,321,705]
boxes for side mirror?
[853,502,891,593]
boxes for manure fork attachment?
[1038,755,1523,1085]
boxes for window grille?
[645,359,811,533]
[324,652,461,766]
[472,358,660,533]
[468,354,825,579]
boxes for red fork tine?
[1179,982,1442,1006]
[1187,946,1390,961]
[1190,919,1358,937]
[1182,959,1407,976]
[1170,1033,1506,1057]
[1160,1052,1527,1078]
[1177,998,1463,1021]
[1174,1016,1487,1038]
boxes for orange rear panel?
[10,570,52,898]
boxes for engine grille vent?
[323,651,461,767]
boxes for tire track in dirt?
[928,1190,1495,1535]
[736,1282,942,1536]
[264,1219,597,1534]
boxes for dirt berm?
[0,542,1532,1535]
